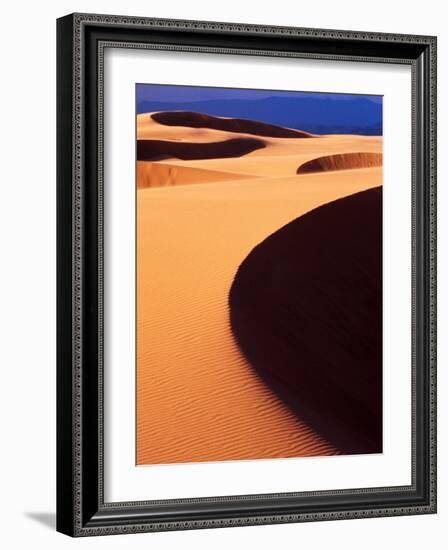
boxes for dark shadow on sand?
[297,152,383,174]
[152,111,314,138]
[229,187,383,455]
[137,137,266,162]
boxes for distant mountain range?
[136,96,382,136]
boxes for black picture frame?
[57,13,437,537]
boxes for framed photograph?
[56,13,437,536]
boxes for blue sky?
[136,83,381,105]
[136,84,383,135]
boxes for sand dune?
[229,187,382,454]
[153,137,382,179]
[297,152,383,174]
[136,110,383,465]
[137,171,382,465]
[152,111,314,138]
[136,161,258,189]
[137,137,266,161]
[137,140,381,189]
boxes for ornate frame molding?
[57,13,437,537]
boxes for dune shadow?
[151,111,314,138]
[137,137,266,162]
[297,152,382,174]
[229,187,383,455]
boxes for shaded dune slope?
[137,137,266,161]
[297,152,382,174]
[229,187,382,455]
[152,111,314,138]
[136,161,257,189]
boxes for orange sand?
[136,112,383,465]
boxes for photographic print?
[135,83,383,466]
[57,15,437,535]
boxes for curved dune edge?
[137,161,259,189]
[151,111,314,139]
[137,137,266,161]
[229,187,383,455]
[297,152,382,174]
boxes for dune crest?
[151,111,314,139]
[297,152,382,174]
[137,137,266,161]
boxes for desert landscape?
[136,100,382,465]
